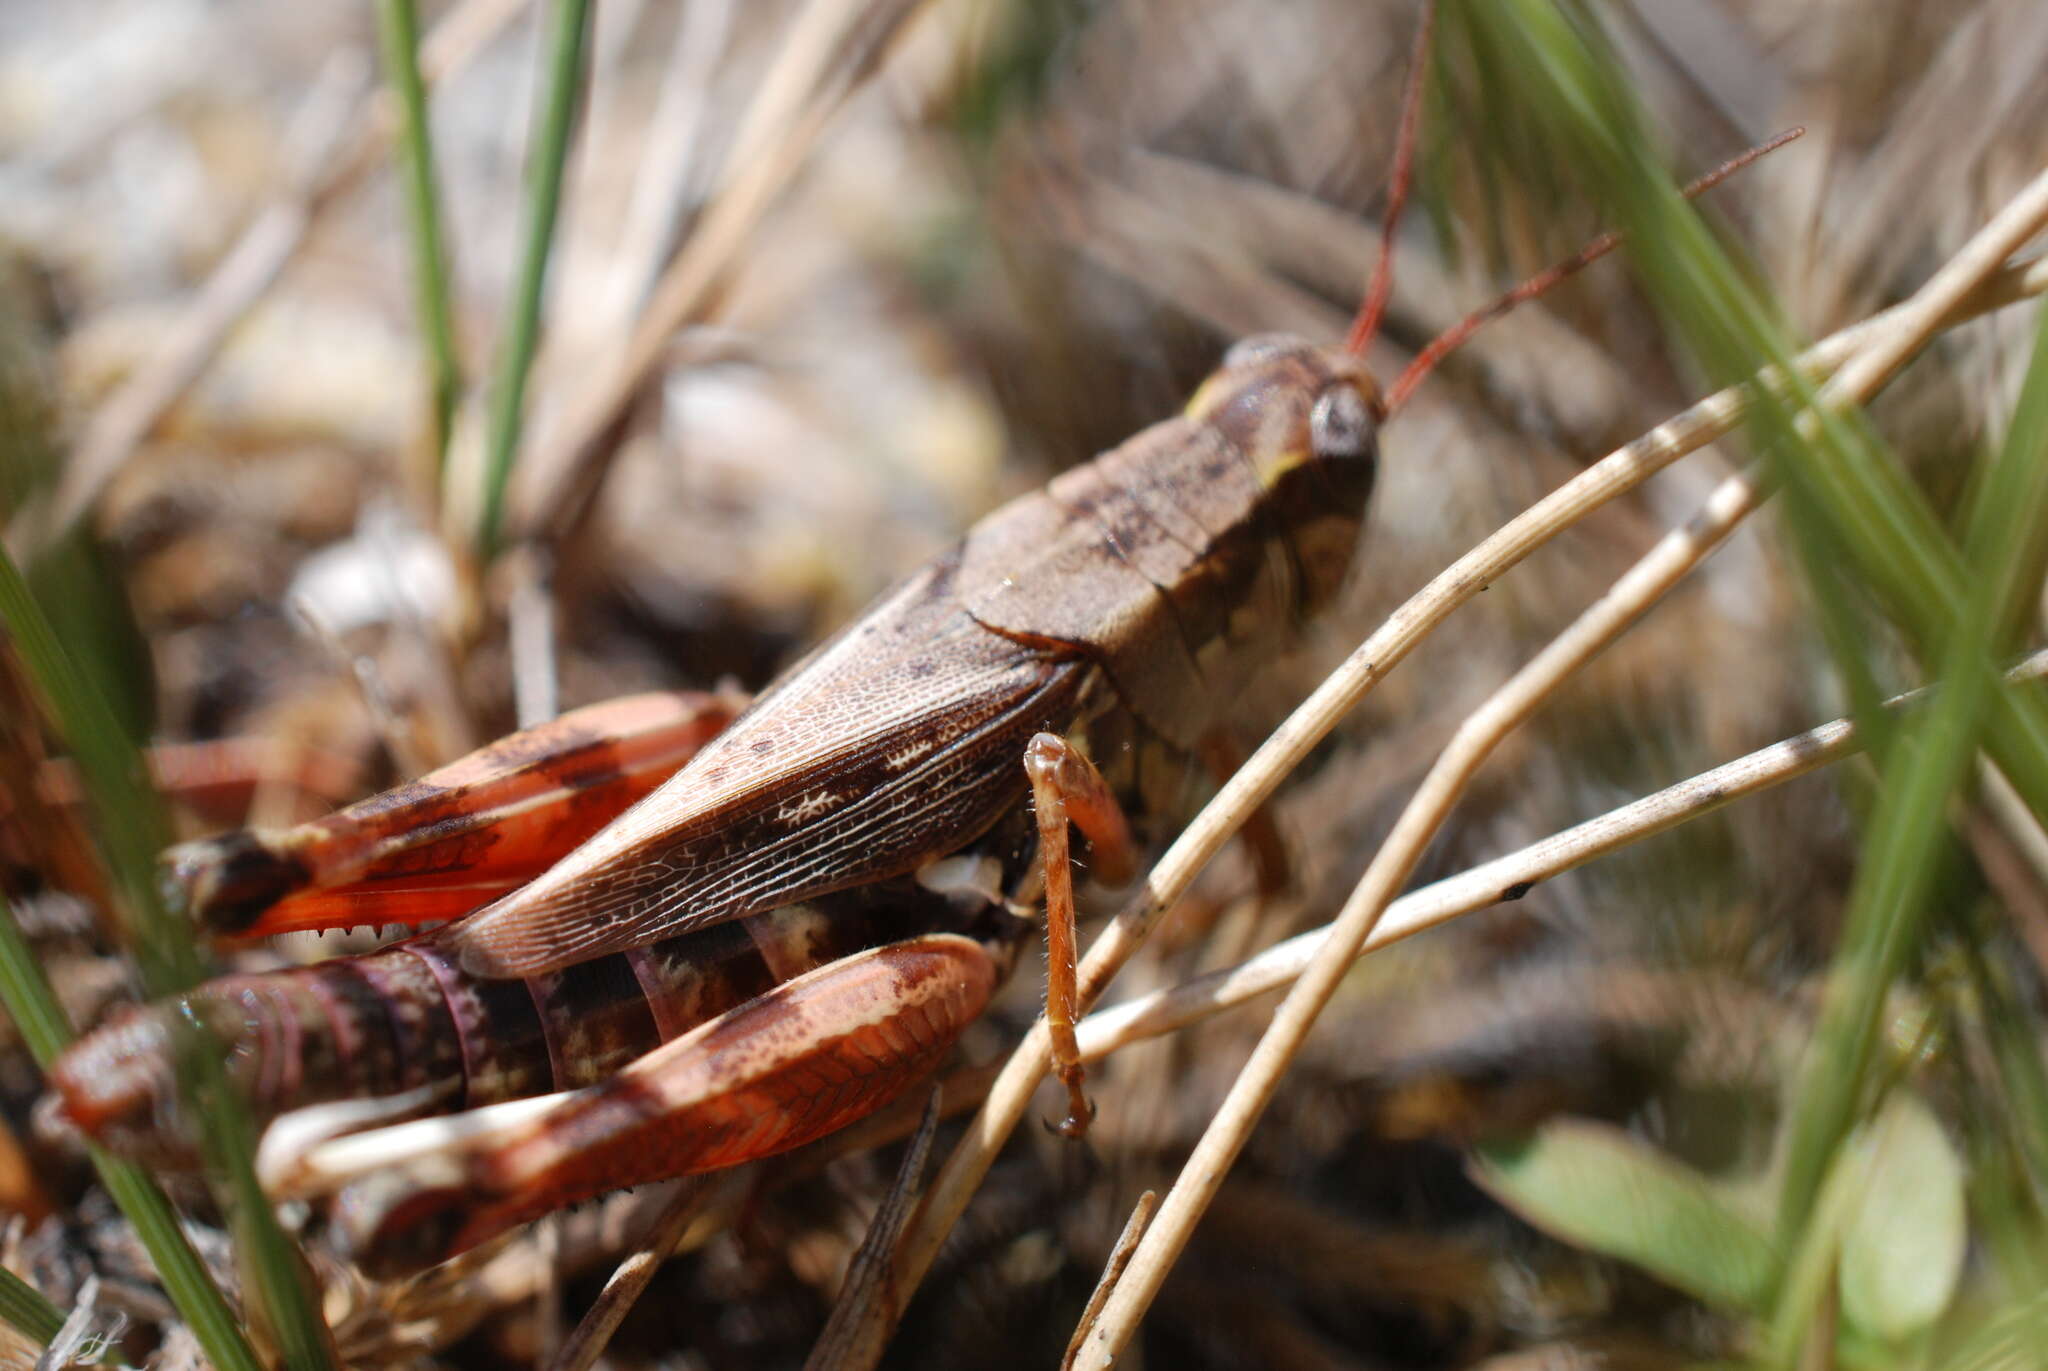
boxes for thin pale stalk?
[374,0,464,475]
[888,252,2048,1322]
[1982,760,2048,910]
[547,1177,712,1371]
[507,543,559,726]
[475,0,591,558]
[596,0,733,326]
[1073,650,2048,1064]
[514,0,928,546]
[1063,1191,1157,1371]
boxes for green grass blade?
[1466,0,2048,1225]
[0,905,79,1074]
[0,544,339,1370]
[1440,7,2048,1356]
[0,1261,65,1350]
[1776,247,2048,1253]
[475,0,593,558]
[0,894,260,1371]
[374,0,464,473]
[0,556,179,994]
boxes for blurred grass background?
[0,0,2046,1367]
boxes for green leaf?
[1472,1120,1779,1312]
[1838,1092,1967,1342]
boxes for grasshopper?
[49,328,1385,1271]
[40,1,1784,1276]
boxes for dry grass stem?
[594,0,736,329]
[4,0,529,563]
[1981,760,2048,901]
[1815,170,2048,403]
[888,245,2048,1322]
[544,1177,712,1371]
[800,1092,941,1371]
[1063,1190,1158,1371]
[506,544,560,727]
[511,0,931,545]
[1076,648,2048,1063]
[1068,170,2048,1367]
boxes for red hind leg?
[330,933,1000,1275]
[164,689,745,938]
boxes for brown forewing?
[449,556,1094,978]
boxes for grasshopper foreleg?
[1024,733,1136,1140]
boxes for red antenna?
[1381,126,1804,414]
[1345,0,1437,358]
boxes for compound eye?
[1221,334,1303,371]
[1310,384,1376,460]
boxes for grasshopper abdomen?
[47,885,1009,1163]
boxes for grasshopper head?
[1213,334,1384,445]
[1184,335,1384,618]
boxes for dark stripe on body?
[350,948,465,1100]
[626,920,776,1041]
[311,959,408,1103]
[529,954,663,1090]
[406,940,552,1108]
